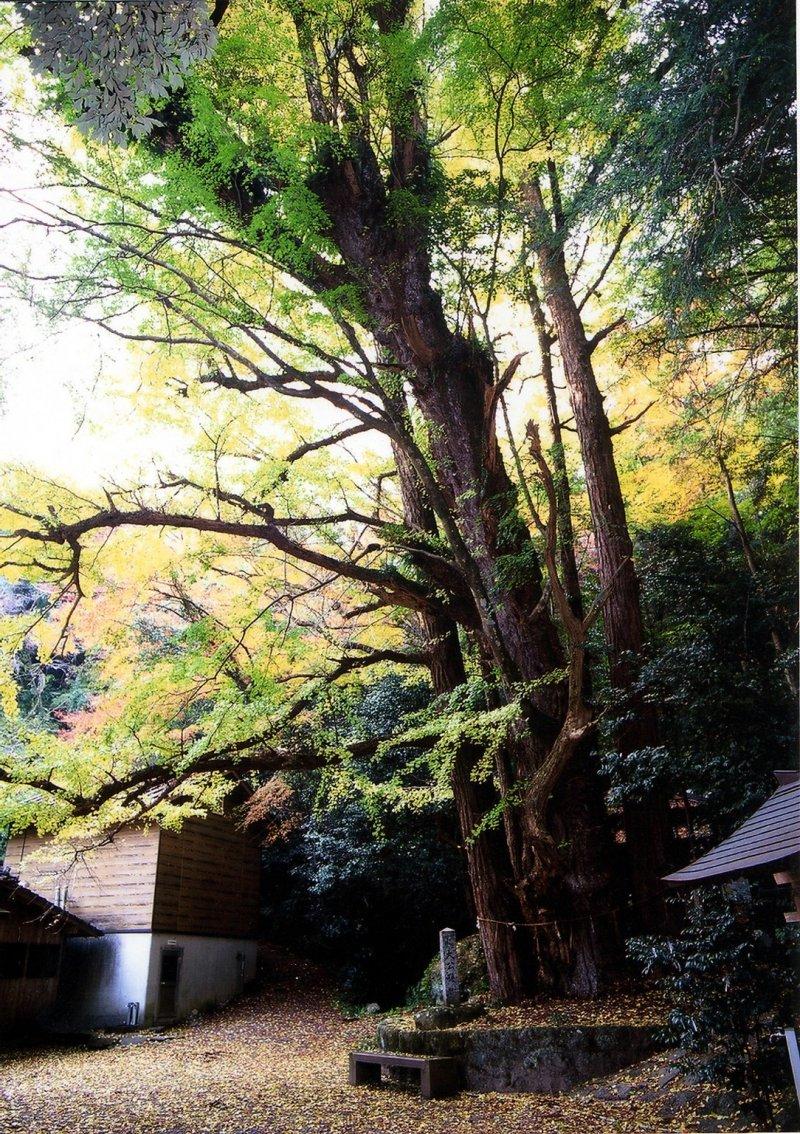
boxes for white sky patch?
[0,312,182,485]
[0,89,192,487]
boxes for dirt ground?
[0,952,757,1134]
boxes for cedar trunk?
[527,177,672,930]
[526,280,584,621]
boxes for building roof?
[664,772,800,885]
[0,867,103,937]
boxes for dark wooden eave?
[664,771,800,885]
[0,867,102,937]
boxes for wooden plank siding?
[152,815,260,938]
[4,815,260,938]
[4,828,161,932]
[0,906,63,1030]
[0,883,86,1032]
[0,871,101,939]
[0,905,73,945]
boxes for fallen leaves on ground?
[389,982,670,1032]
[0,950,742,1134]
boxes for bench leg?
[421,1062,459,1099]
[419,1064,432,1100]
[349,1056,382,1087]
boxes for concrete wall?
[56,933,152,1030]
[56,933,258,1029]
[144,934,258,1023]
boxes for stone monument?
[439,927,460,1006]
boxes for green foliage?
[11,640,93,726]
[431,0,622,166]
[17,0,217,142]
[629,883,799,1126]
[495,541,542,594]
[376,677,518,807]
[0,583,95,732]
[262,675,473,1006]
[611,0,796,372]
[601,517,797,830]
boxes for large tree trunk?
[390,344,614,983]
[539,751,622,994]
[373,309,620,995]
[419,605,533,1001]
[525,174,672,931]
[393,435,531,1001]
[429,616,534,1002]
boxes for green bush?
[629,882,799,1128]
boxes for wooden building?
[3,813,261,1029]
[0,868,101,1035]
[664,770,800,1104]
[664,770,800,903]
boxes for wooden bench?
[348,1050,461,1099]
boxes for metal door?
[156,946,183,1021]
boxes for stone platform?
[377,1019,661,1094]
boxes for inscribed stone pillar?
[439,927,460,1005]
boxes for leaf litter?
[0,950,746,1133]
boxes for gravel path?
[0,952,740,1133]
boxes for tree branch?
[2,503,447,618]
[587,316,626,353]
[608,400,655,435]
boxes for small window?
[0,944,27,979]
[26,944,61,979]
